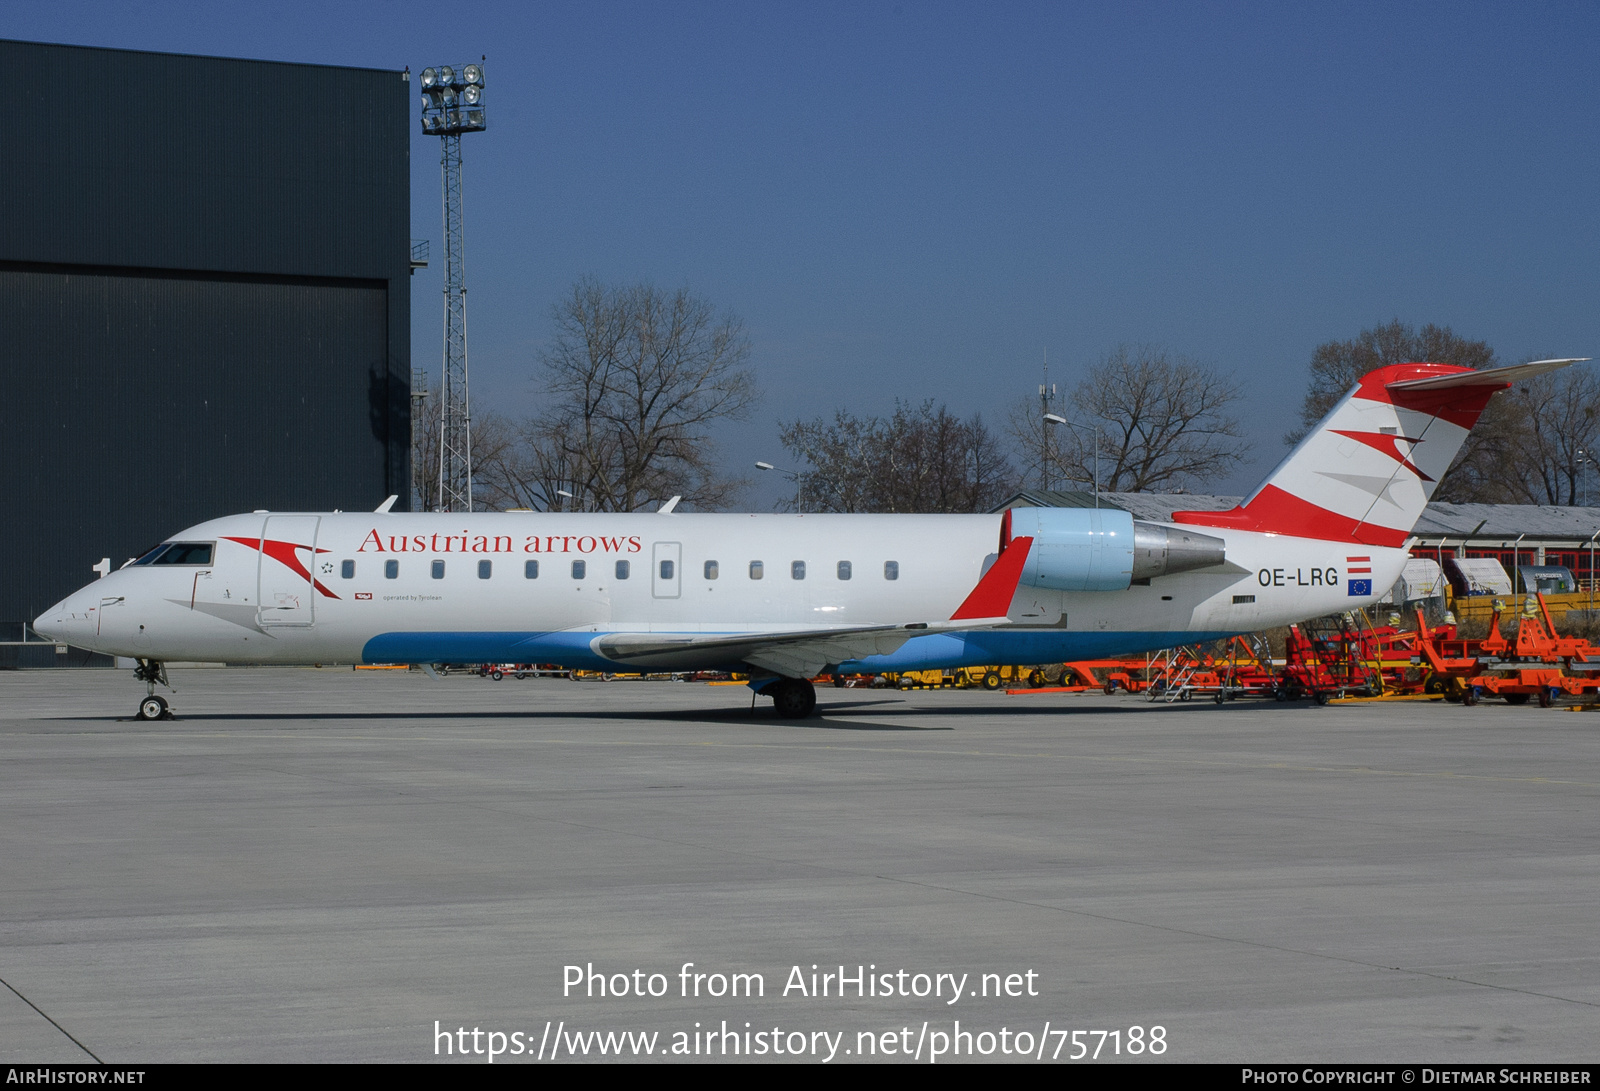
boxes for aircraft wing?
[593,618,1008,678]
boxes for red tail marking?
[1172,485,1408,547]
[222,536,340,599]
[1355,364,1503,430]
[951,536,1033,620]
[1330,429,1433,482]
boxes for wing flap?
[595,618,1007,677]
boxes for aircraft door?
[652,541,682,599]
[257,515,321,627]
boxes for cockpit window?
[137,542,215,566]
[131,544,169,566]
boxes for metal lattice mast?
[417,62,487,513]
[438,132,471,512]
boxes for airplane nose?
[34,601,69,643]
[35,594,90,644]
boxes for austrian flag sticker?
[1347,555,1372,597]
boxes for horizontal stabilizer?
[1386,358,1588,392]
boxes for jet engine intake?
[1006,507,1226,592]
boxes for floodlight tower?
[418,62,487,513]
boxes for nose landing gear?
[132,659,176,720]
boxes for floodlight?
[462,84,481,105]
[463,63,483,86]
[439,65,456,86]
[440,86,457,106]
[420,67,438,88]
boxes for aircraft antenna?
[418,60,488,512]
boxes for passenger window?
[478,560,492,579]
[524,560,539,579]
[341,560,355,579]
[432,560,445,580]
[884,560,899,581]
[616,560,630,579]
[749,560,764,580]
[385,560,399,579]
[660,559,675,580]
[704,560,719,580]
[792,560,806,580]
[837,560,852,580]
[572,560,586,579]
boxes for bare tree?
[1289,320,1497,443]
[779,401,1016,513]
[1475,364,1600,506]
[493,279,758,511]
[409,381,518,512]
[1009,345,1249,493]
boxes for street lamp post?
[756,461,803,512]
[418,62,487,513]
[1044,413,1106,508]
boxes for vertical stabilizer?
[1171,359,1585,545]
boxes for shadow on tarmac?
[60,695,1337,730]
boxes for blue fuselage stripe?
[360,630,1239,671]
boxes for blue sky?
[10,1,1599,504]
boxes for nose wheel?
[132,659,176,720]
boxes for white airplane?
[36,359,1584,720]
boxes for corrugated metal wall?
[0,40,410,665]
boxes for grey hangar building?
[1,39,414,667]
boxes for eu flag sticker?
[1348,578,1372,597]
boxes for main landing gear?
[133,659,175,720]
[767,677,817,719]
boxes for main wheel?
[832,673,847,689]
[1103,681,1117,695]
[137,695,168,720]
[982,671,1002,691]
[771,678,817,719]
[1462,687,1480,707]
[1028,669,1046,687]
[491,669,504,681]
[1314,691,1331,706]
[1538,687,1555,708]
[1213,691,1225,704]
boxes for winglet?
[950,537,1033,620]
[375,495,398,513]
[658,495,681,514]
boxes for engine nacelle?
[1006,508,1226,592]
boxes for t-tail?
[1170,358,1588,546]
